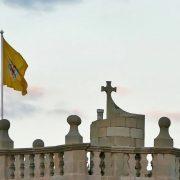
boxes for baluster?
[135,153,141,177]
[47,153,54,176]
[59,152,64,175]
[93,151,101,175]
[104,152,112,176]
[34,153,45,178]
[88,151,94,175]
[123,153,130,176]
[39,154,45,177]
[127,154,136,176]
[19,154,25,178]
[150,154,153,177]
[14,155,19,179]
[54,152,64,176]
[86,152,90,175]
[29,154,35,178]
[54,153,59,176]
[14,155,23,179]
[24,155,30,178]
[174,156,180,180]
[140,154,148,177]
[146,154,153,177]
[99,152,105,176]
[9,155,15,179]
[86,152,89,174]
[44,154,51,177]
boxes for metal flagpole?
[0,30,4,120]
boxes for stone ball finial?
[158,117,171,128]
[0,119,10,130]
[0,119,14,149]
[154,117,173,148]
[67,115,81,126]
[65,115,83,144]
[33,139,44,148]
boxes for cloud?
[3,0,81,10]
[5,99,41,119]
[3,86,44,119]
[48,107,85,118]
[28,86,45,99]
[50,108,70,115]
[116,85,131,96]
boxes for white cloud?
[3,0,81,10]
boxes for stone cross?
[101,81,117,119]
[101,81,116,96]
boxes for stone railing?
[0,144,180,180]
[0,114,178,180]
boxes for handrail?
[0,143,180,156]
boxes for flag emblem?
[8,59,19,80]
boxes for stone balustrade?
[0,81,178,180]
[0,144,179,180]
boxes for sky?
[0,0,180,148]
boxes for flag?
[3,38,28,95]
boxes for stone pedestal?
[64,150,87,175]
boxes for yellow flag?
[3,38,28,95]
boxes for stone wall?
[91,116,145,147]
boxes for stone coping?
[0,143,180,156]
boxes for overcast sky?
[0,0,180,148]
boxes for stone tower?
[90,81,145,147]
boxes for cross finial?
[101,81,116,96]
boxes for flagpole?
[0,30,4,120]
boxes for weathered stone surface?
[130,128,144,139]
[98,119,111,128]
[64,150,87,174]
[136,118,145,129]
[90,127,99,138]
[112,137,135,147]
[98,137,112,146]
[91,119,111,128]
[125,118,137,128]
[0,156,8,179]
[153,154,176,179]
[90,138,99,146]
[135,138,144,147]
[99,127,107,137]
[111,117,126,127]
[107,127,130,137]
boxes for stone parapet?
[0,144,179,179]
